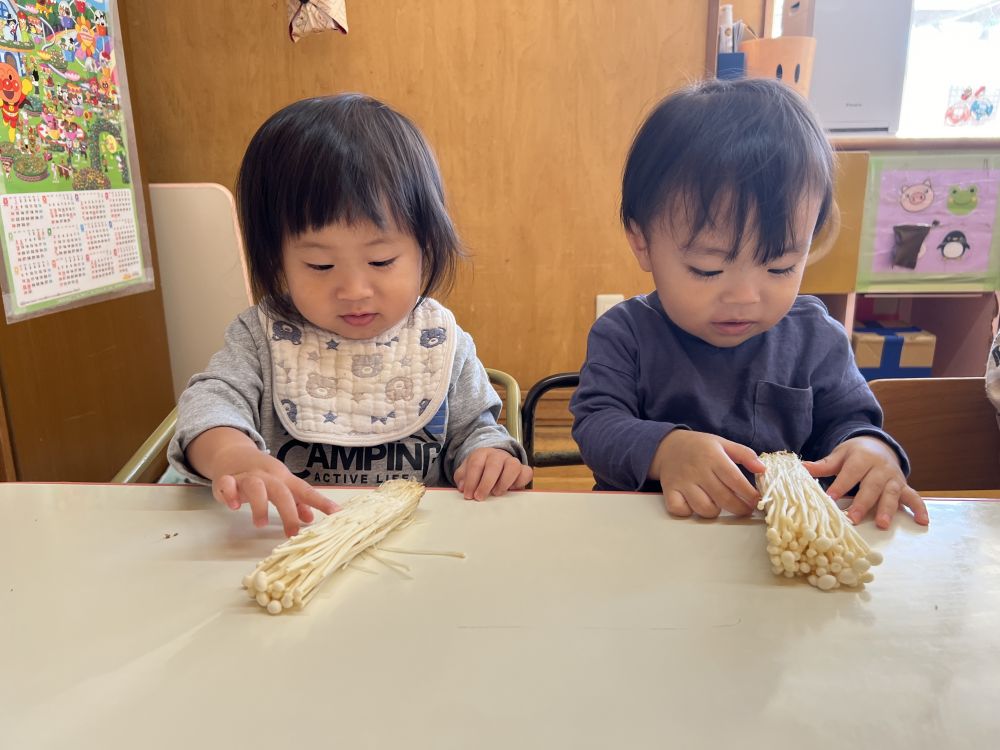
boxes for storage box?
[739,36,816,97]
[851,321,937,380]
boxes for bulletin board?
[856,152,1000,292]
[0,0,152,323]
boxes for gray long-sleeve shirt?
[168,306,524,487]
[570,293,908,492]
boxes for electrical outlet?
[595,293,625,319]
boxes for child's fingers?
[462,468,486,500]
[296,502,315,525]
[663,489,693,517]
[721,440,766,475]
[456,450,489,497]
[295,482,340,515]
[471,454,505,501]
[240,476,271,528]
[825,458,871,501]
[901,486,930,526]
[212,475,241,510]
[490,459,525,496]
[844,473,882,525]
[267,481,302,537]
[510,464,533,491]
[802,454,843,479]
[873,480,903,529]
[706,475,754,516]
[685,486,721,519]
[714,463,760,508]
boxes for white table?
[2,483,999,749]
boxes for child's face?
[282,219,423,339]
[626,195,822,347]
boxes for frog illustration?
[946,185,978,216]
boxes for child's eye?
[687,266,722,279]
[768,265,797,276]
[306,263,333,271]
[369,258,397,268]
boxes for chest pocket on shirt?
[751,381,814,454]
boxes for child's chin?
[701,329,757,347]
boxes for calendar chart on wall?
[0,0,152,323]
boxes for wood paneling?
[0,285,174,481]
[800,151,868,295]
[0,385,15,481]
[118,0,707,389]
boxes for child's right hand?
[187,427,339,536]
[212,462,340,538]
[649,430,765,518]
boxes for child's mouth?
[711,320,754,335]
[342,313,377,327]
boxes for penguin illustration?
[937,230,970,260]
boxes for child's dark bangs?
[740,148,831,264]
[284,147,409,240]
[671,144,830,265]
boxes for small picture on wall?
[857,153,1000,292]
[944,85,997,128]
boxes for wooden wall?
[0,286,175,480]
[117,0,714,388]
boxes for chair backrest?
[485,368,522,444]
[149,183,251,400]
[870,377,1000,492]
[522,372,582,468]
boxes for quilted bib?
[262,299,457,446]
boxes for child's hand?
[213,460,339,537]
[454,448,532,501]
[650,430,764,518]
[188,428,339,537]
[802,436,929,529]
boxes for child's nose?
[720,278,761,305]
[335,274,373,301]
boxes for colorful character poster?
[0,0,152,323]
[857,152,1000,292]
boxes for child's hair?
[236,94,462,321]
[621,78,834,263]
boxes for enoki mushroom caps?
[757,452,883,591]
[241,479,425,614]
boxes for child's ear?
[625,221,653,273]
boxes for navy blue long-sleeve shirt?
[570,293,908,492]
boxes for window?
[769,0,1000,137]
[897,1,1000,137]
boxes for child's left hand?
[803,436,929,529]
[454,448,532,501]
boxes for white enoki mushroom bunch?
[242,479,425,614]
[756,452,883,591]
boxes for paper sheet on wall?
[856,152,1000,292]
[0,0,153,323]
